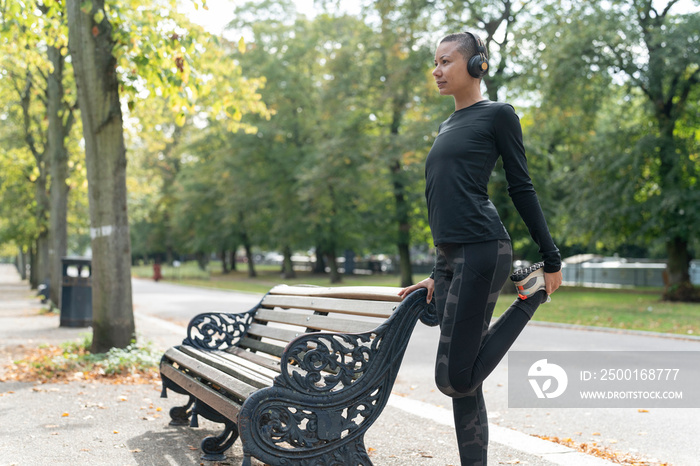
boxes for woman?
[398,31,563,465]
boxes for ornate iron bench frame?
[160,285,436,465]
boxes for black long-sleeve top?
[425,100,561,273]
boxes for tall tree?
[532,0,700,300]
[616,0,700,298]
[46,41,77,307]
[364,0,437,287]
[2,1,82,304]
[66,0,135,351]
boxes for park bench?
[159,284,436,465]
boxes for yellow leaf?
[638,409,649,413]
[238,37,246,54]
[93,9,104,23]
[113,430,119,434]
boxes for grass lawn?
[132,263,699,336]
[495,288,699,336]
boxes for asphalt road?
[132,278,700,465]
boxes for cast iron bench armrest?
[182,305,260,350]
[237,289,436,465]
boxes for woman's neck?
[454,88,486,111]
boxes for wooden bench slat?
[246,322,299,343]
[178,346,274,389]
[239,337,285,358]
[227,346,282,374]
[161,364,242,422]
[255,308,380,334]
[164,348,258,400]
[269,284,403,302]
[261,295,397,318]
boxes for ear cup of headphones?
[464,31,489,78]
[467,55,488,78]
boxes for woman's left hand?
[544,270,563,295]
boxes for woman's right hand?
[398,277,435,303]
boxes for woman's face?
[433,41,470,97]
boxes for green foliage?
[522,0,700,268]
[0,0,87,256]
[55,333,160,375]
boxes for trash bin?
[60,257,92,327]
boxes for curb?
[388,394,615,466]
[529,320,700,342]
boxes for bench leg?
[193,400,240,461]
[200,419,238,461]
[169,396,194,426]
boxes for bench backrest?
[236,285,403,359]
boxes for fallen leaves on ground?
[535,435,670,465]
[0,344,160,385]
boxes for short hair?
[440,32,488,64]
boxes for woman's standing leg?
[433,240,511,465]
[452,386,489,465]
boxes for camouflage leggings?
[433,240,543,465]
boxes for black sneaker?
[510,262,549,302]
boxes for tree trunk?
[67,0,134,352]
[229,249,237,272]
[29,242,37,289]
[244,244,256,278]
[20,72,50,291]
[34,180,50,290]
[313,244,326,274]
[47,45,72,309]
[196,251,208,271]
[390,160,413,287]
[36,225,50,290]
[326,251,341,284]
[238,213,255,277]
[666,237,690,285]
[17,247,27,280]
[281,245,296,279]
[220,248,229,274]
[663,236,697,301]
